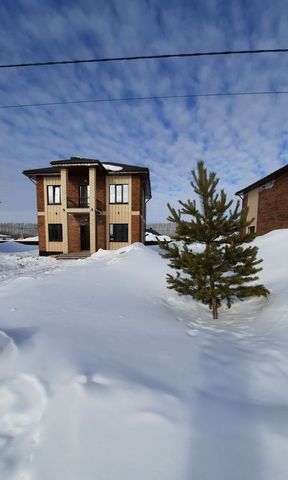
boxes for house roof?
[23,157,151,200]
[146,227,160,235]
[235,164,288,196]
[50,157,103,167]
[22,166,61,176]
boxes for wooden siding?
[246,188,259,232]
[106,175,131,249]
[43,176,63,252]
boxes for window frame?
[248,226,256,234]
[48,223,63,242]
[47,185,61,205]
[109,223,128,242]
[79,184,90,207]
[109,184,129,204]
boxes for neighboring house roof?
[146,227,160,235]
[236,164,288,196]
[23,157,151,200]
[145,232,171,243]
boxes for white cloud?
[1,0,288,222]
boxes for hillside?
[0,231,288,479]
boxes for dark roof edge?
[23,167,60,177]
[50,157,102,166]
[235,164,288,196]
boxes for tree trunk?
[211,296,218,319]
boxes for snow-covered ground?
[0,231,288,479]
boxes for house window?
[109,184,129,204]
[248,226,256,234]
[109,224,128,242]
[79,185,90,207]
[48,224,63,242]
[47,185,61,205]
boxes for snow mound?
[0,230,288,478]
[0,241,38,253]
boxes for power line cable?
[0,89,287,110]
[1,48,288,69]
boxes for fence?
[146,223,176,236]
[0,223,38,239]
[0,222,175,239]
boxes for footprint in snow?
[0,374,47,437]
[186,329,199,337]
[0,375,47,480]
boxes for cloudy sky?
[1,0,288,222]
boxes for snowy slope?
[0,232,288,479]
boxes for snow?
[102,163,123,171]
[0,234,13,242]
[15,236,39,243]
[0,230,288,479]
[0,241,37,254]
[145,232,171,242]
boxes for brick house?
[235,164,288,235]
[23,157,151,256]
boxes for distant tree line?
[0,223,38,238]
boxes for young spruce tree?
[159,161,269,319]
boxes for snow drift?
[0,231,288,479]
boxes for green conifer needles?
[159,161,269,319]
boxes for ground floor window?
[109,223,128,242]
[248,226,256,234]
[48,223,63,242]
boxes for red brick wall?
[36,178,44,211]
[68,214,81,252]
[38,215,46,253]
[257,172,288,235]
[97,215,106,249]
[96,175,106,249]
[132,176,145,243]
[96,175,106,211]
[132,176,141,211]
[131,215,141,243]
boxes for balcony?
[67,196,90,208]
[66,198,104,212]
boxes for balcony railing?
[67,197,89,208]
[67,198,104,211]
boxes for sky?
[1,0,288,223]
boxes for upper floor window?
[79,185,90,207]
[47,185,61,205]
[109,184,128,204]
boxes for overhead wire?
[1,47,288,69]
[0,89,287,110]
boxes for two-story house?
[23,157,151,256]
[236,164,288,235]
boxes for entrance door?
[80,225,90,251]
